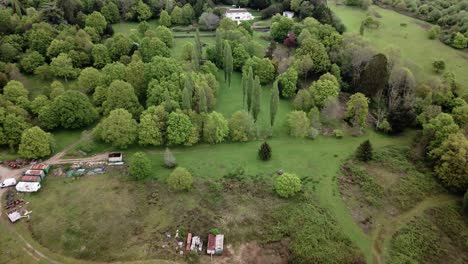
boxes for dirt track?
[371,194,459,264]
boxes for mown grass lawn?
[330,3,468,94]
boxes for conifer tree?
[270,80,279,127]
[356,140,373,162]
[258,141,272,161]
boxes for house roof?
[226,8,249,13]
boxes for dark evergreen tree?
[258,142,272,161]
[355,140,373,162]
[463,189,468,215]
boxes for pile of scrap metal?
[5,199,31,223]
[186,233,203,253]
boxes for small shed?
[282,11,294,18]
[7,211,21,223]
[16,182,41,192]
[31,164,51,174]
[207,234,224,255]
[24,169,45,179]
[108,152,123,162]
[20,175,41,182]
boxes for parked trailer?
[20,175,41,182]
[24,169,45,180]
[30,164,51,174]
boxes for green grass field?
[1,18,433,264]
[330,3,468,93]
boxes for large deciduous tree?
[431,133,468,192]
[229,111,256,142]
[94,108,138,148]
[85,11,107,34]
[345,92,369,130]
[203,111,229,144]
[129,152,151,180]
[50,53,77,82]
[167,111,192,145]
[102,80,143,118]
[18,126,54,158]
[48,90,98,129]
[138,105,167,146]
[286,111,310,138]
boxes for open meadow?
[330,2,468,94]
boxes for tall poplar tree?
[182,74,193,110]
[270,80,279,126]
[223,41,233,87]
[191,47,200,71]
[242,70,248,109]
[246,67,254,111]
[194,29,202,57]
[252,75,261,122]
[215,32,223,67]
[199,87,207,113]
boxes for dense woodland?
[0,0,467,262]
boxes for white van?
[0,178,17,188]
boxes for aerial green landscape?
[0,0,467,263]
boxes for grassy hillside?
[330,3,468,93]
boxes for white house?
[283,11,294,18]
[225,8,254,24]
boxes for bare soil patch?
[213,240,289,264]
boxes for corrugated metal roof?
[25,170,44,175]
[226,8,249,13]
[31,164,49,170]
[21,176,41,182]
[207,234,216,250]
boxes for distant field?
[330,3,468,93]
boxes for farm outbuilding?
[24,169,45,179]
[30,164,51,174]
[20,175,41,182]
[207,234,224,255]
[108,153,123,162]
[16,182,41,192]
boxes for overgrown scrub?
[373,146,444,210]
[389,205,468,263]
[260,196,366,264]
[341,161,384,206]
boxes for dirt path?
[371,194,459,264]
